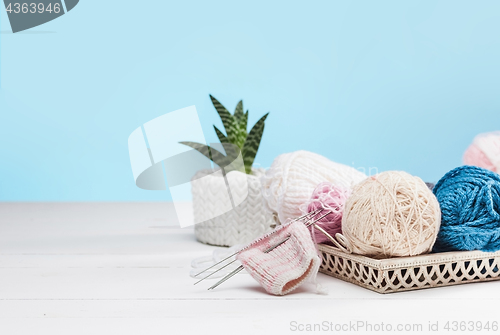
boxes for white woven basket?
[192,168,276,247]
[318,244,500,294]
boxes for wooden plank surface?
[1,203,499,335]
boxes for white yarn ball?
[261,151,367,223]
[342,171,441,258]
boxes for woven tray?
[318,244,500,294]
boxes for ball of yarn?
[432,165,500,252]
[299,182,350,245]
[342,171,441,258]
[463,131,500,173]
[261,151,367,223]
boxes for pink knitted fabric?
[236,221,320,296]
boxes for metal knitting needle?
[207,265,244,290]
[193,209,322,279]
[194,209,326,285]
[305,210,329,228]
[208,236,293,290]
[193,255,238,285]
[207,211,332,290]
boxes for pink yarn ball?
[463,143,497,172]
[463,131,500,173]
[299,182,350,245]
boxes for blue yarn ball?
[433,166,500,252]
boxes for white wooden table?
[1,203,499,335]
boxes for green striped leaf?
[218,142,243,172]
[233,122,247,150]
[209,95,238,143]
[242,113,269,174]
[242,110,248,133]
[213,126,229,143]
[179,141,230,168]
[232,102,247,149]
[234,100,244,123]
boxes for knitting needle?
[194,210,327,285]
[305,211,329,228]
[206,211,332,290]
[207,266,244,290]
[193,209,322,279]
[193,255,238,285]
[208,236,293,290]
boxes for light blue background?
[1,0,500,201]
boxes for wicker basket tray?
[318,244,500,294]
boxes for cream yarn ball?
[261,150,367,223]
[341,171,441,258]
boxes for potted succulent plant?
[180,95,276,246]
